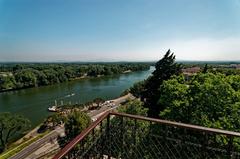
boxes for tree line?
[126,50,240,132]
[119,50,240,157]
[0,63,150,91]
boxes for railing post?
[202,132,209,159]
[107,114,111,159]
[120,116,124,157]
[92,128,95,157]
[227,136,233,159]
[180,128,187,159]
[130,118,137,158]
[163,125,168,159]
[92,129,95,140]
[133,119,137,145]
[100,121,104,159]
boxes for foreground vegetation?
[113,50,240,158]
[0,63,150,91]
[127,49,240,132]
[55,111,91,148]
[159,73,240,131]
[0,113,30,153]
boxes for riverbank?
[10,93,133,147]
[0,69,144,93]
[0,63,151,93]
[0,67,153,127]
[5,94,134,159]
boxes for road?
[9,128,64,159]
[10,93,134,159]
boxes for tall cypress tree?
[142,49,182,118]
[203,64,208,73]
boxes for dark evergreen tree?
[203,64,208,73]
[142,49,182,118]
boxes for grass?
[0,131,50,159]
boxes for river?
[0,67,153,127]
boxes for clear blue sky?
[1,0,240,62]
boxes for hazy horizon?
[1,0,240,62]
[1,59,240,64]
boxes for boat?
[48,100,58,112]
[48,106,57,112]
[65,93,75,98]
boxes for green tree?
[57,67,68,83]
[128,81,146,98]
[93,98,104,105]
[159,73,240,131]
[0,113,31,152]
[112,100,149,158]
[58,111,91,147]
[32,70,48,86]
[203,64,208,73]
[44,113,66,129]
[12,64,24,72]
[142,49,182,118]
[43,69,59,84]
[118,99,148,116]
[15,69,37,88]
[64,67,75,79]
[0,76,16,90]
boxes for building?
[182,67,201,81]
[182,67,201,74]
[236,65,240,69]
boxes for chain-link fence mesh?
[58,113,240,159]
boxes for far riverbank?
[4,94,134,159]
[0,69,141,93]
[0,67,154,127]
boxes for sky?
[0,0,240,62]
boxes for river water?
[0,67,153,126]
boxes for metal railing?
[54,111,240,159]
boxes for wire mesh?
[58,113,240,159]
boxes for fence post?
[130,118,137,158]
[163,125,168,159]
[202,132,209,158]
[179,128,187,159]
[227,136,233,159]
[120,116,124,157]
[100,121,104,159]
[107,114,111,159]
[133,119,137,145]
[92,128,95,157]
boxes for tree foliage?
[0,63,151,91]
[142,49,182,118]
[44,113,67,129]
[58,111,91,148]
[0,76,16,90]
[122,81,147,97]
[0,112,31,152]
[159,73,240,131]
[202,64,208,73]
[118,99,148,116]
